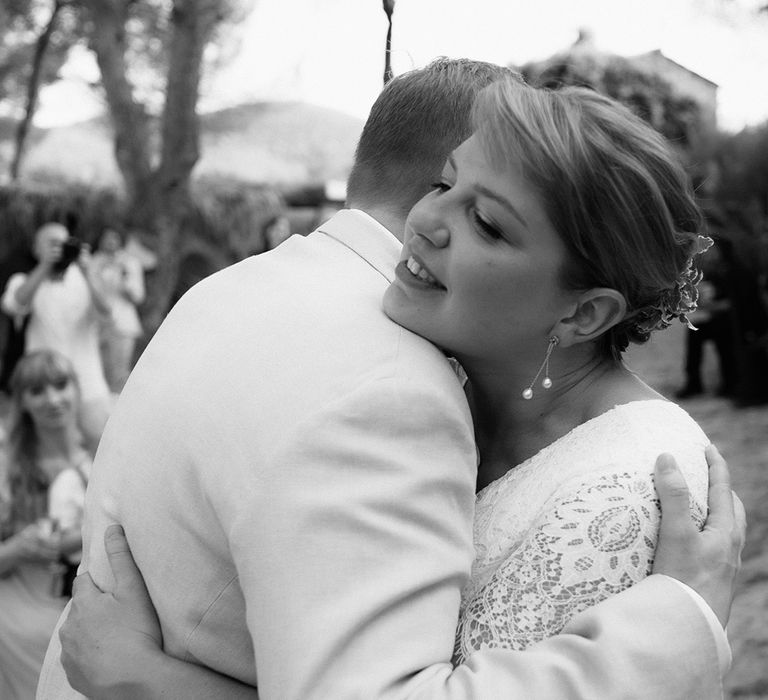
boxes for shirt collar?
[316,209,402,283]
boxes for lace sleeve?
[454,471,706,662]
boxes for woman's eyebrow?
[475,185,529,229]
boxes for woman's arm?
[455,464,704,661]
[77,250,113,317]
[121,255,146,305]
[0,523,61,575]
[60,525,259,700]
[3,266,48,315]
[4,233,62,312]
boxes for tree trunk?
[138,0,223,337]
[83,0,223,339]
[10,0,63,181]
[83,0,154,202]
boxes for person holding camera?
[1,222,112,452]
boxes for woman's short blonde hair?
[473,80,705,359]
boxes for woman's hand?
[60,524,162,698]
[11,522,62,564]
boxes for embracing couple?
[38,59,744,699]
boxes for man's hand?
[652,445,746,627]
[60,524,162,698]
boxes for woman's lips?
[396,255,446,290]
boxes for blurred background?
[0,1,766,697]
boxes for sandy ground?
[626,323,768,699]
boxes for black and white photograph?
[0,1,765,698]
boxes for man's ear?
[552,288,627,347]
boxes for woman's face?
[21,376,78,431]
[99,229,122,254]
[383,135,576,364]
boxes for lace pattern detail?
[454,400,709,664]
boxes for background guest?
[677,242,738,398]
[0,243,36,395]
[0,223,112,452]
[0,350,91,699]
[91,227,145,393]
[719,237,768,406]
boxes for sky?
[35,0,768,133]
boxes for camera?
[52,237,84,273]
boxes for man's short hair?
[346,58,522,217]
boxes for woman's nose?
[42,385,63,404]
[410,198,450,248]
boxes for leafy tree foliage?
[709,123,768,255]
[6,1,85,180]
[1,0,255,332]
[715,124,768,212]
[518,52,705,149]
[0,0,78,111]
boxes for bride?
[57,79,731,695]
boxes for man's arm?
[60,447,745,699]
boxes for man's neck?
[347,202,406,242]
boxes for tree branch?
[10,0,63,181]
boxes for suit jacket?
[38,210,728,700]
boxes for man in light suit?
[39,59,740,699]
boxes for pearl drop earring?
[522,336,559,400]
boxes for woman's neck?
[34,424,84,475]
[461,348,655,491]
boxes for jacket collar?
[316,209,402,283]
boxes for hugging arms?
[59,447,744,700]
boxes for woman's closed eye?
[473,210,503,241]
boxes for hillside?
[0,101,364,188]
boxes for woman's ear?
[552,288,627,347]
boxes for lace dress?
[454,399,709,662]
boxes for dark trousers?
[683,314,738,395]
